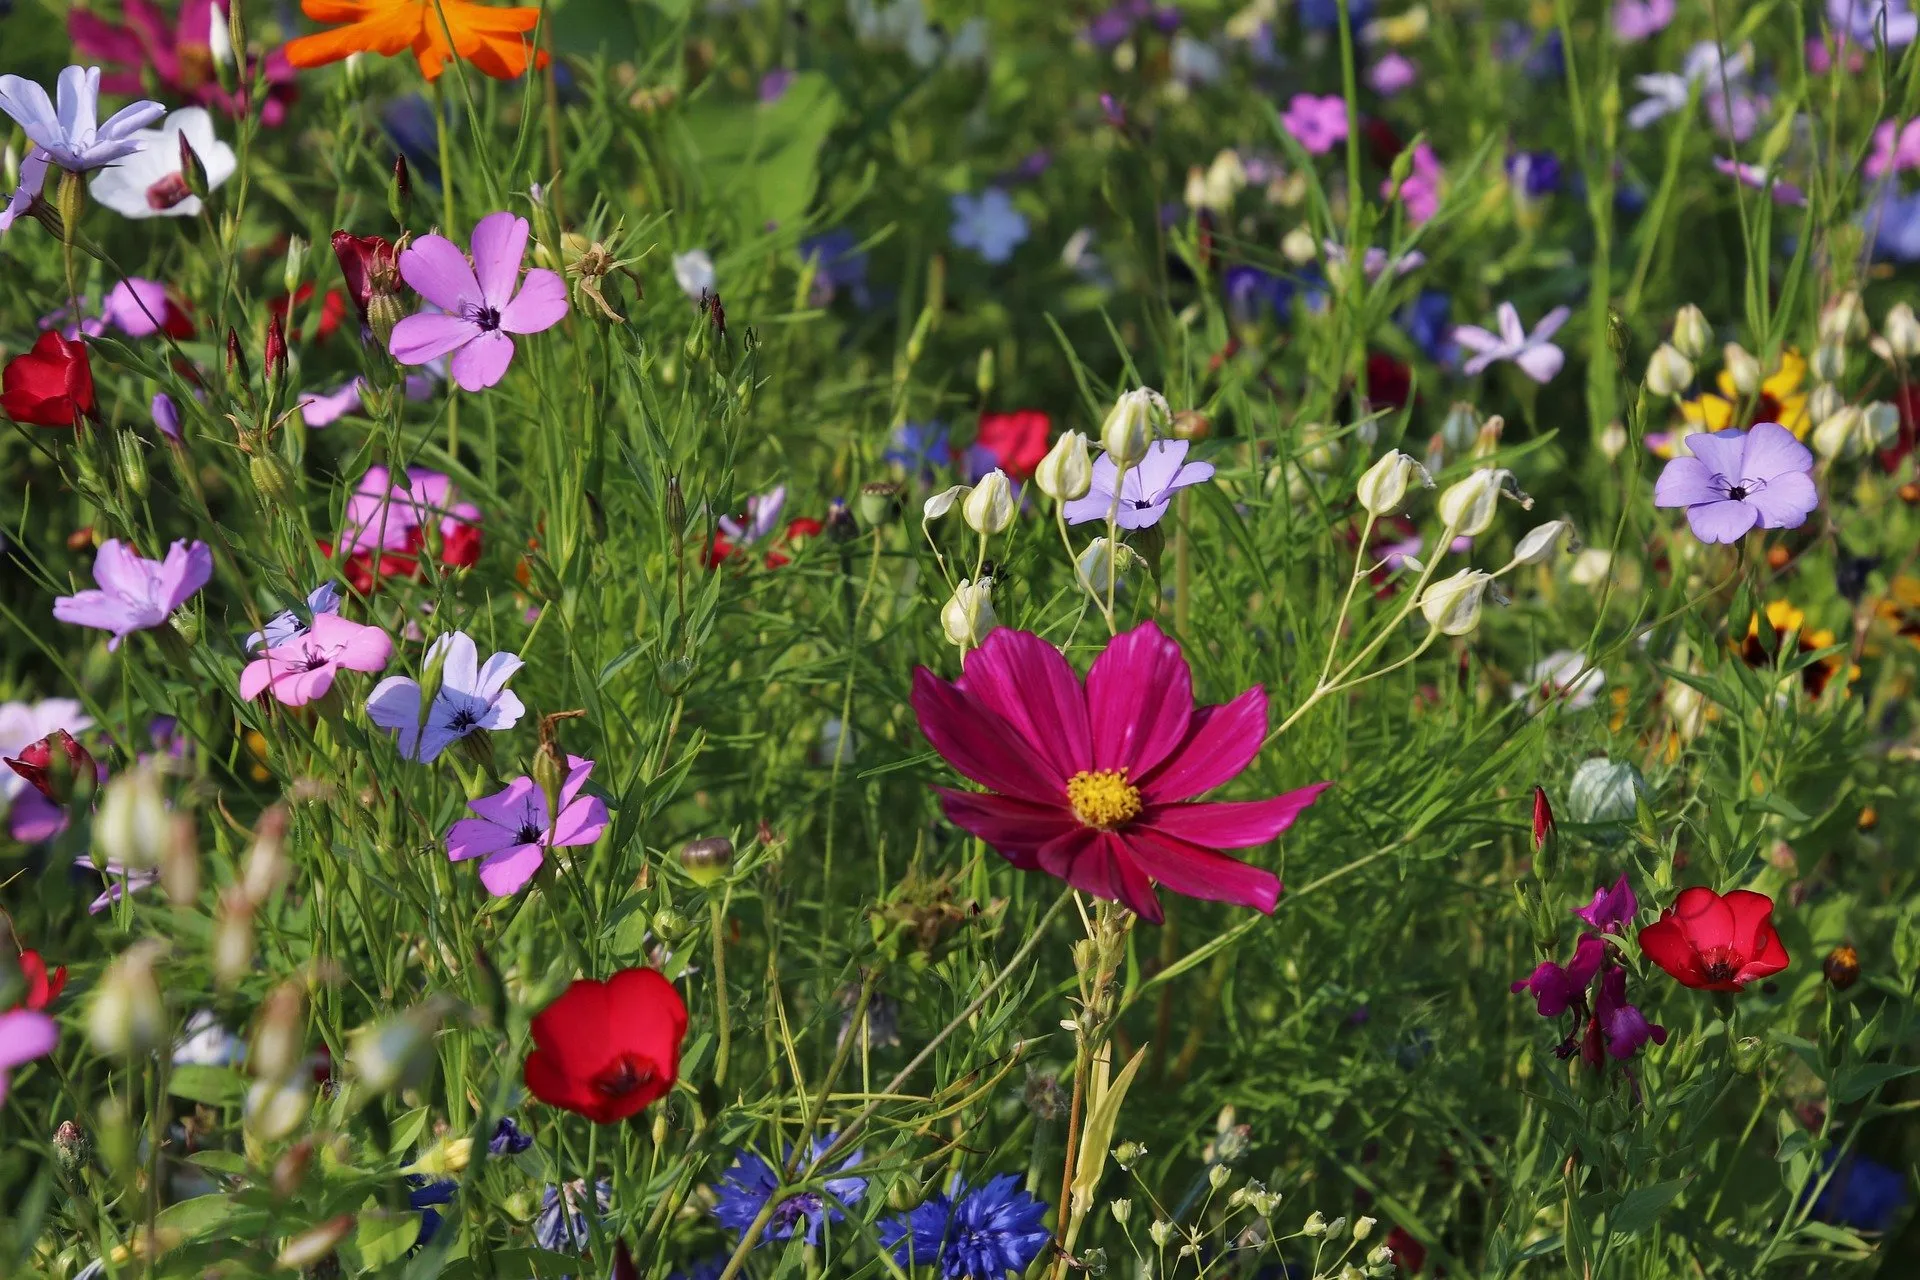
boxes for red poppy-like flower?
[706,517,823,569]
[976,410,1052,480]
[1638,887,1789,992]
[3,333,95,428]
[330,231,400,327]
[269,283,348,344]
[5,730,97,804]
[912,621,1329,924]
[524,968,688,1124]
[14,950,67,1012]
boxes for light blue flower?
[365,631,525,763]
[950,189,1029,264]
[0,66,165,231]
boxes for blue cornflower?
[488,1115,533,1155]
[1297,0,1373,30]
[879,1174,1051,1279]
[885,422,954,480]
[668,1256,728,1280]
[1399,290,1456,365]
[408,1177,458,1249]
[1865,188,1920,263]
[1506,150,1563,199]
[712,1137,867,1246]
[800,229,871,308]
[1813,1152,1909,1232]
[1224,265,1295,326]
[536,1180,612,1253]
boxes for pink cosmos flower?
[239,613,392,706]
[388,211,569,392]
[0,1008,57,1107]
[445,756,609,895]
[1382,142,1442,223]
[68,0,298,125]
[53,539,212,650]
[1867,118,1920,179]
[1281,94,1348,155]
[911,621,1329,924]
[1653,423,1817,543]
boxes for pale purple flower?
[150,392,181,441]
[0,1009,58,1107]
[1653,422,1818,543]
[1063,439,1215,529]
[1282,94,1348,154]
[101,278,172,336]
[1368,52,1417,95]
[718,486,788,543]
[1612,0,1674,40]
[1867,119,1920,178]
[759,68,795,101]
[245,582,341,653]
[1322,240,1425,281]
[445,755,609,896]
[950,189,1029,264]
[365,631,525,762]
[1714,157,1806,205]
[388,210,569,392]
[53,539,212,651]
[1594,965,1666,1059]
[1574,874,1638,934]
[1628,43,1750,131]
[0,66,164,232]
[1511,933,1607,1017]
[1453,303,1570,382]
[1829,0,1918,47]
[73,855,159,913]
[299,378,367,428]
[238,613,393,706]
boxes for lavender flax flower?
[445,756,609,895]
[388,211,570,392]
[949,189,1029,264]
[1063,439,1216,529]
[365,630,525,762]
[0,66,165,231]
[1653,423,1818,543]
[1453,303,1570,383]
[53,539,212,650]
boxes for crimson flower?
[707,517,823,569]
[3,333,95,427]
[975,410,1051,481]
[268,282,347,344]
[911,621,1328,924]
[330,231,400,327]
[1638,886,1789,991]
[14,950,67,1011]
[523,968,687,1124]
[5,730,97,805]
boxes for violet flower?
[1368,52,1417,95]
[150,394,183,443]
[1829,0,1918,47]
[1382,142,1442,223]
[1653,423,1818,543]
[388,211,569,392]
[1574,875,1639,934]
[1063,440,1215,529]
[445,755,609,895]
[1281,94,1348,155]
[1511,933,1607,1017]
[298,378,367,428]
[365,630,525,762]
[1714,158,1806,205]
[0,1009,57,1107]
[239,613,392,706]
[1611,0,1675,40]
[245,582,341,653]
[1453,303,1570,383]
[949,189,1029,264]
[1594,965,1666,1059]
[1322,240,1425,282]
[1867,119,1920,179]
[73,855,160,914]
[1628,43,1750,131]
[718,486,788,544]
[0,66,164,232]
[53,539,212,651]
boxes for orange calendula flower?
[285,0,548,82]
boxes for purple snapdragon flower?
[1281,94,1348,154]
[1453,303,1570,383]
[445,756,608,895]
[246,582,342,653]
[0,66,164,232]
[365,630,525,763]
[1574,875,1638,934]
[1063,439,1215,529]
[1653,423,1818,543]
[53,539,212,651]
[713,1138,867,1245]
[879,1174,1051,1280]
[388,211,570,392]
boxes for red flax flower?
[911,621,1329,923]
[976,410,1052,480]
[14,951,67,1011]
[523,968,687,1124]
[3,333,95,428]
[1638,887,1789,991]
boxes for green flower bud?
[679,836,735,886]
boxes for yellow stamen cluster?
[1066,769,1142,830]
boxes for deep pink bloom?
[1281,94,1348,155]
[1653,423,1817,543]
[1382,142,1442,223]
[68,0,298,126]
[1593,965,1666,1060]
[53,539,212,650]
[339,465,482,556]
[239,612,392,705]
[1867,119,1920,179]
[910,621,1329,924]
[388,211,569,392]
[445,756,609,896]
[0,1008,57,1107]
[1574,874,1638,934]
[1510,933,1607,1017]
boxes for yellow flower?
[1668,350,1809,454]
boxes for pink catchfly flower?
[911,621,1329,923]
[239,613,392,706]
[1867,118,1920,179]
[388,211,569,392]
[445,755,609,895]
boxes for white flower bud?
[350,1005,441,1096]
[95,763,172,870]
[1281,225,1318,264]
[1671,304,1711,360]
[246,1079,312,1142]
[961,469,1015,534]
[1569,547,1613,587]
[1353,1216,1377,1242]
[1111,1199,1133,1226]
[1865,399,1901,446]
[1101,388,1169,465]
[1420,569,1494,635]
[88,940,167,1057]
[1723,342,1762,396]
[241,804,291,905]
[1806,383,1845,428]
[1326,1216,1348,1240]
[1644,343,1694,398]
[1356,450,1430,516]
[1820,290,1865,344]
[208,0,235,66]
[283,235,306,297]
[940,578,998,647]
[1077,537,1135,596]
[1208,1164,1231,1190]
[212,889,254,988]
[1035,430,1092,501]
[1812,342,1846,383]
[1149,1220,1175,1247]
[1598,421,1628,459]
[1436,468,1512,537]
[252,983,306,1085]
[1302,1211,1328,1237]
[1812,405,1863,460]
[1512,518,1575,565]
[924,484,969,522]
[1884,302,1920,359]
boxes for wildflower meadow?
[5,0,1920,1276]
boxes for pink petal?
[1139,783,1330,849]
[1085,621,1193,777]
[955,628,1091,783]
[468,211,530,310]
[1530,306,1571,343]
[935,787,1077,868]
[911,667,1072,805]
[0,1009,58,1071]
[551,794,608,848]
[499,269,569,334]
[1136,687,1267,803]
[1119,825,1282,914]
[399,232,482,313]
[477,843,545,895]
[239,657,274,700]
[389,311,477,366]
[277,665,337,706]
[469,776,540,829]
[450,330,515,391]
[1035,827,1163,923]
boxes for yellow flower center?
[1066,769,1142,829]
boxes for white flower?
[1884,301,1920,359]
[1356,450,1430,516]
[173,1010,246,1067]
[1722,342,1762,395]
[924,484,969,521]
[1420,569,1494,635]
[1627,41,1750,130]
[962,469,1015,534]
[88,107,235,220]
[673,249,716,299]
[1671,304,1712,360]
[1510,650,1604,708]
[940,578,997,647]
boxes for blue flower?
[1505,150,1563,199]
[885,421,954,480]
[1297,0,1373,30]
[536,1180,612,1253]
[364,630,526,763]
[950,189,1029,265]
[408,1177,458,1249]
[1399,290,1456,364]
[668,1257,728,1280]
[879,1174,1051,1279]
[489,1115,532,1156]
[1865,188,1920,263]
[1225,265,1294,325]
[1813,1152,1909,1232]
[800,229,872,308]
[712,1137,867,1246]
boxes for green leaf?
[1832,1062,1920,1103]
[1606,1178,1689,1239]
[169,1065,246,1108]
[358,1208,421,1270]
[678,74,843,235]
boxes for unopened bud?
[1111,1199,1133,1225]
[1100,388,1168,465]
[976,346,996,398]
[1077,537,1135,596]
[1148,1220,1175,1247]
[1511,518,1575,565]
[941,577,998,648]
[88,940,167,1057]
[1723,343,1762,396]
[177,131,209,203]
[1884,302,1920,359]
[1302,1211,1328,1237]
[1112,1141,1146,1169]
[273,1140,314,1197]
[212,888,254,987]
[1440,402,1480,452]
[1281,225,1318,265]
[1812,405,1867,461]
[962,469,1015,535]
[1208,1164,1231,1190]
[367,288,406,348]
[858,481,903,526]
[117,428,149,498]
[1436,468,1512,537]
[242,804,291,904]
[349,1003,441,1095]
[1644,343,1694,398]
[1419,568,1493,635]
[160,813,199,905]
[1820,290,1865,344]
[389,154,412,227]
[1598,421,1628,459]
[1353,1215,1377,1241]
[53,1120,90,1173]
[1670,304,1711,360]
[264,315,288,385]
[96,763,171,869]
[247,1078,312,1142]
[1036,430,1093,502]
[678,836,735,886]
[225,326,248,382]
[1355,450,1430,516]
[283,235,306,296]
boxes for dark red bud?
[1531,786,1553,852]
[264,314,288,382]
[225,326,248,382]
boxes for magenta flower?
[1594,966,1666,1060]
[53,539,212,651]
[1281,94,1348,155]
[445,756,609,895]
[1453,303,1570,383]
[911,621,1329,924]
[239,613,392,706]
[1611,0,1674,39]
[299,378,366,428]
[1714,158,1806,206]
[1574,875,1638,934]
[388,211,569,392]
[1368,53,1417,96]
[340,465,480,556]
[1382,142,1442,223]
[1510,933,1606,1017]
[68,0,298,125]
[0,1008,57,1107]
[1867,119,1920,179]
[1653,423,1818,543]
